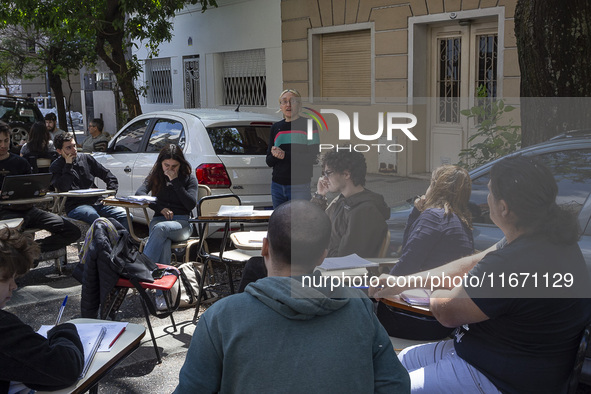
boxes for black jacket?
[80,218,124,318]
[0,312,83,393]
[50,154,119,213]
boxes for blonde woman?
[266,89,319,208]
[390,165,474,276]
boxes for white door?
[429,21,498,170]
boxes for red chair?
[101,264,181,363]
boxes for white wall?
[92,90,117,135]
[136,0,282,115]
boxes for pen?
[55,295,68,326]
[109,327,126,348]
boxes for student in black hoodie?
[0,228,83,393]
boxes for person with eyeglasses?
[81,118,110,152]
[311,149,389,258]
[266,89,319,208]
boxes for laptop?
[0,173,53,201]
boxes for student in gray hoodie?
[175,200,410,394]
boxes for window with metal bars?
[222,49,266,106]
[146,58,173,104]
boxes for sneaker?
[155,295,168,311]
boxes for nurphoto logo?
[305,108,418,152]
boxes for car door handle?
[124,166,132,173]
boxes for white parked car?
[93,108,279,223]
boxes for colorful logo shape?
[302,107,328,132]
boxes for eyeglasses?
[322,170,335,177]
[280,98,300,106]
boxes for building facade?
[280,0,519,176]
[134,0,283,116]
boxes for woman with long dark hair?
[136,144,198,265]
[372,156,591,393]
[20,121,57,171]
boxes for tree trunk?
[47,67,70,140]
[95,0,142,120]
[515,0,591,146]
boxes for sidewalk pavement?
[5,174,430,393]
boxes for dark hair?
[90,118,104,132]
[146,144,192,195]
[490,156,579,244]
[321,149,367,186]
[423,165,472,228]
[0,120,8,137]
[44,113,56,121]
[27,121,50,153]
[267,200,331,269]
[0,228,39,280]
[54,132,75,150]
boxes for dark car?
[0,95,44,153]
[388,131,591,268]
[387,130,591,384]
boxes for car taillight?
[196,163,232,188]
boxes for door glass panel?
[438,37,461,123]
[475,34,498,122]
[111,119,149,153]
[146,119,185,152]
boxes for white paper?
[118,195,157,204]
[70,188,107,194]
[37,322,128,352]
[217,205,255,216]
[318,253,379,270]
[233,231,267,245]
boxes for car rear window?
[207,125,270,155]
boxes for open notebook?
[37,324,108,378]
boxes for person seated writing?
[135,144,198,265]
[174,200,410,393]
[0,122,80,259]
[0,228,84,393]
[50,132,129,230]
[371,156,591,393]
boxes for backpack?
[109,232,157,283]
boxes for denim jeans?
[143,215,192,265]
[67,204,130,231]
[271,181,311,208]
[398,340,501,393]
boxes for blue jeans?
[271,181,311,208]
[398,340,501,393]
[143,215,192,265]
[67,204,129,231]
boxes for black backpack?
[109,232,157,283]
